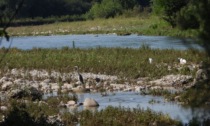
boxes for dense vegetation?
[152,0,210,49]
[0,0,150,23]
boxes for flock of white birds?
[148,57,186,64]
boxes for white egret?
[149,58,153,64]
[178,58,187,64]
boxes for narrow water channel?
[0,34,203,50]
[44,91,209,124]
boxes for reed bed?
[0,47,207,79]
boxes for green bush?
[87,0,123,19]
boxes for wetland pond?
[0,34,208,124]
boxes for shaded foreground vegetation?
[0,101,181,126]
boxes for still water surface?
[45,91,209,124]
[0,34,203,50]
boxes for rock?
[47,114,63,126]
[135,86,145,92]
[58,101,66,108]
[174,96,181,102]
[66,100,76,106]
[1,81,13,91]
[50,83,60,91]
[83,98,99,107]
[62,83,73,90]
[7,89,23,99]
[0,106,8,111]
[72,86,86,93]
[123,88,133,92]
[149,74,192,86]
[150,86,162,90]
[43,79,51,83]
[14,78,25,85]
[0,77,9,84]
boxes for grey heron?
[74,66,84,84]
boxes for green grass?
[0,47,208,79]
[7,16,199,38]
[79,106,181,126]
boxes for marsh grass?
[0,47,207,79]
[147,89,178,102]
[1,101,181,126]
[79,106,181,126]
[7,16,198,38]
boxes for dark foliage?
[0,103,53,126]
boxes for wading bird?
[74,66,84,85]
[148,58,153,64]
[178,58,187,65]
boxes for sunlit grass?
[7,16,199,38]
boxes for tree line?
[152,0,210,51]
[1,0,210,43]
[0,0,150,19]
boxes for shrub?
[0,102,53,126]
[87,0,123,19]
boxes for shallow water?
[49,91,210,124]
[0,34,203,50]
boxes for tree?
[87,0,123,19]
[118,0,137,10]
[196,0,210,42]
[0,0,24,41]
[152,0,188,27]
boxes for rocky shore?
[0,66,208,124]
[0,68,196,102]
